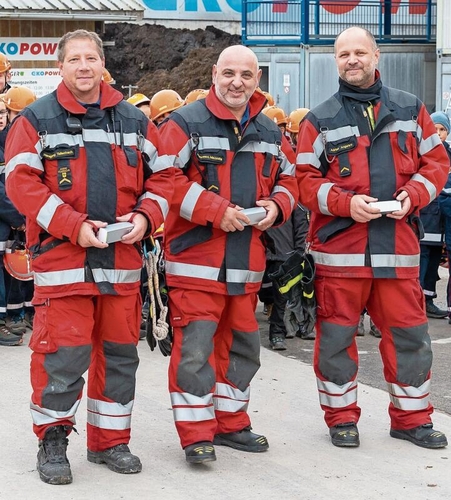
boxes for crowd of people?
[1,26,450,486]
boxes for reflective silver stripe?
[180,183,205,221]
[227,268,264,283]
[177,140,193,168]
[6,152,43,179]
[310,251,366,267]
[296,151,321,169]
[240,141,279,155]
[152,154,176,172]
[279,156,295,177]
[34,268,86,286]
[411,173,437,203]
[324,125,360,142]
[0,165,4,175]
[421,232,443,243]
[36,194,64,231]
[139,191,169,219]
[317,379,358,408]
[82,128,110,144]
[30,400,80,426]
[419,132,441,156]
[171,392,215,422]
[442,187,451,195]
[387,379,430,398]
[87,398,133,430]
[388,380,430,411]
[166,261,220,281]
[214,382,250,412]
[272,185,295,209]
[91,268,141,284]
[371,253,419,268]
[40,132,83,150]
[214,396,249,413]
[0,241,6,251]
[317,183,334,215]
[382,119,417,135]
[195,136,230,150]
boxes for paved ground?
[2,305,451,499]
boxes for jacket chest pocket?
[394,130,419,174]
[113,146,142,195]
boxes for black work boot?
[36,425,73,485]
[329,422,360,448]
[425,300,448,319]
[390,423,448,449]
[87,444,142,473]
[184,441,216,464]
[213,425,269,452]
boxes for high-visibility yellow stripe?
[279,274,302,294]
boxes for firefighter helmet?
[256,88,274,107]
[150,89,184,122]
[261,105,288,126]
[3,247,33,281]
[0,54,11,74]
[184,89,208,105]
[127,93,151,107]
[3,86,36,112]
[102,68,116,85]
[286,108,310,133]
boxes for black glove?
[269,252,316,335]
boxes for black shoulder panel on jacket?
[312,94,342,120]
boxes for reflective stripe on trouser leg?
[30,296,94,440]
[168,289,260,447]
[214,293,260,434]
[87,293,141,452]
[313,276,371,427]
[365,278,434,429]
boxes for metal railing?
[241,0,436,45]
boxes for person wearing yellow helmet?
[127,93,151,119]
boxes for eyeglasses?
[0,110,8,115]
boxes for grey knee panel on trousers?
[391,324,432,387]
[43,345,92,411]
[103,341,139,404]
[318,321,358,386]
[177,320,216,396]
[226,329,261,392]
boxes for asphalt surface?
[1,275,451,499]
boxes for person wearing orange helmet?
[0,94,26,346]
[150,89,184,125]
[286,107,309,147]
[127,93,151,120]
[3,85,37,122]
[1,86,37,338]
[184,88,208,105]
[102,68,116,85]
[0,54,12,94]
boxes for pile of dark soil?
[102,23,240,100]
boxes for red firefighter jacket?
[5,81,176,298]
[296,76,449,279]
[157,87,298,295]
